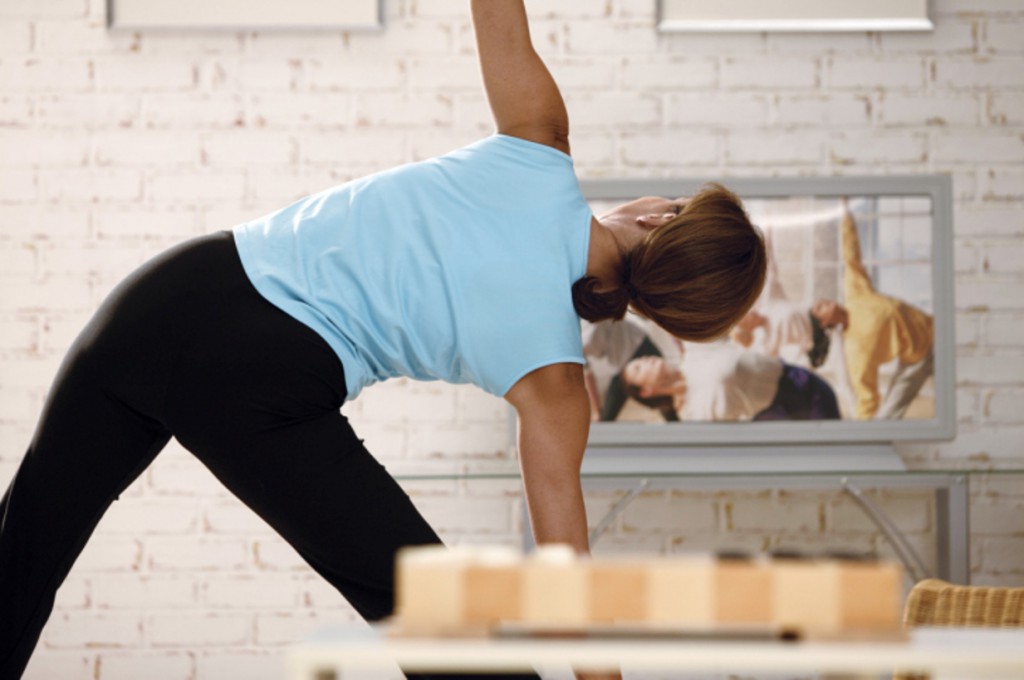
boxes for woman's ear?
[635,212,676,230]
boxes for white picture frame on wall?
[107,0,382,31]
[657,0,934,32]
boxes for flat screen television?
[578,176,955,473]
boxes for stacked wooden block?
[395,545,903,638]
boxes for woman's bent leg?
[0,352,170,679]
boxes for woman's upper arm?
[470,0,570,155]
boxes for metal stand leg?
[936,475,970,584]
[841,479,933,584]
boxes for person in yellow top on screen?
[812,201,934,420]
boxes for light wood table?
[288,626,1024,680]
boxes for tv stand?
[532,445,970,584]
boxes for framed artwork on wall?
[657,0,933,32]
[107,0,382,31]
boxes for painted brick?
[0,20,32,54]
[45,612,143,648]
[147,537,250,571]
[932,131,1024,164]
[53,576,90,610]
[93,207,199,240]
[988,313,1024,346]
[92,131,197,167]
[957,352,1024,384]
[254,612,353,646]
[297,130,406,167]
[35,93,139,129]
[412,496,513,534]
[34,20,128,54]
[989,91,1024,125]
[727,131,824,166]
[830,131,928,165]
[979,536,1024,573]
[194,651,286,680]
[566,92,660,129]
[0,0,87,18]
[982,241,1024,273]
[766,32,873,56]
[146,171,245,203]
[202,131,294,167]
[455,387,508,423]
[147,613,250,647]
[879,93,980,127]
[202,574,299,608]
[3,57,93,93]
[935,58,1024,89]
[247,92,351,129]
[40,168,142,203]
[879,21,978,54]
[725,490,824,533]
[666,92,770,128]
[306,58,405,91]
[253,538,308,571]
[140,93,243,129]
[546,58,618,91]
[621,56,718,90]
[828,491,932,533]
[981,167,1024,200]
[95,499,200,535]
[92,575,198,609]
[93,57,196,92]
[984,390,1024,423]
[956,205,1024,238]
[983,20,1024,53]
[662,32,766,56]
[774,93,871,128]
[828,57,925,89]
[0,93,31,126]
[95,652,194,680]
[407,56,481,91]
[0,169,37,201]
[404,422,507,458]
[619,492,718,534]
[354,92,454,128]
[0,276,93,311]
[71,537,142,572]
[203,501,277,535]
[21,652,93,680]
[347,20,454,57]
[722,57,818,89]
[622,130,720,166]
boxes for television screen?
[580,176,955,451]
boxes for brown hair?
[572,183,766,342]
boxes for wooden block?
[714,556,773,624]
[521,544,589,626]
[645,555,716,625]
[589,560,648,623]
[837,560,902,631]
[772,558,903,634]
[772,559,843,633]
[464,551,523,626]
[395,545,470,632]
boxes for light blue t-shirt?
[232,134,592,400]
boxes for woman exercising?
[0,2,765,678]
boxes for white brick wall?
[1,0,1023,676]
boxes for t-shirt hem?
[496,355,586,398]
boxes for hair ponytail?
[571,275,631,323]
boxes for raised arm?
[504,363,590,553]
[840,200,876,299]
[471,0,571,154]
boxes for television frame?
[577,175,955,473]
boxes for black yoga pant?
[0,232,539,680]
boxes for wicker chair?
[895,578,1024,680]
